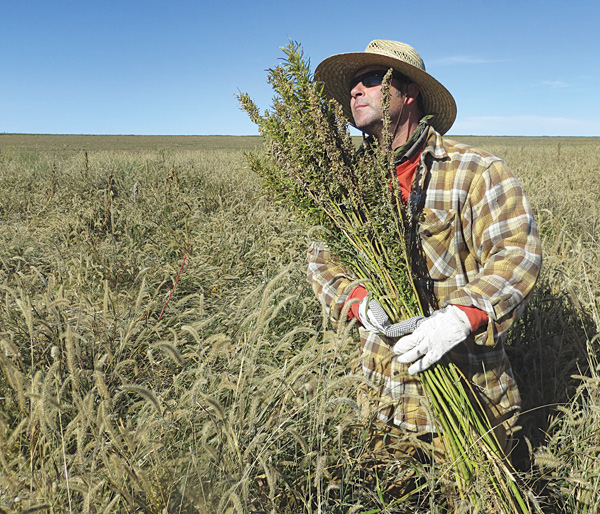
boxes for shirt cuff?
[343,285,368,320]
[454,304,488,332]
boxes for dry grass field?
[0,134,599,513]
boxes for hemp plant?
[239,41,534,513]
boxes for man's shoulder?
[437,135,502,164]
[424,130,504,173]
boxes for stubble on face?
[351,93,384,135]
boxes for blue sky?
[2,0,599,136]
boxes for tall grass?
[0,132,598,512]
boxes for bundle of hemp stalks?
[239,41,534,513]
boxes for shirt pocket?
[417,208,457,281]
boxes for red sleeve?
[343,285,368,320]
[455,304,488,332]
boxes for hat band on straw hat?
[315,40,456,135]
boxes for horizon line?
[2,132,599,138]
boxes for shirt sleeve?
[447,159,542,344]
[306,242,359,325]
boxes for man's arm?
[307,244,423,335]
[306,242,358,326]
[448,159,542,345]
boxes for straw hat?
[315,40,456,135]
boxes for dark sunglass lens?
[349,71,385,91]
[362,73,384,87]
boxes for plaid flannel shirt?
[307,127,542,433]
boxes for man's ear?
[405,82,420,105]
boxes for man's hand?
[357,295,424,338]
[393,305,471,375]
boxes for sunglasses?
[349,70,404,92]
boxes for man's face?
[350,66,408,137]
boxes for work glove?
[393,305,471,375]
[357,295,425,338]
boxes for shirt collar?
[422,125,449,161]
[393,114,434,165]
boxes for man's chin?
[353,121,378,137]
[352,117,371,132]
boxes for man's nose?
[350,82,364,98]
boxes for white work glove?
[357,295,424,338]
[393,305,471,375]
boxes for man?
[307,40,542,452]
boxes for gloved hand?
[357,295,424,338]
[393,305,471,375]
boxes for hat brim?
[315,51,456,135]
